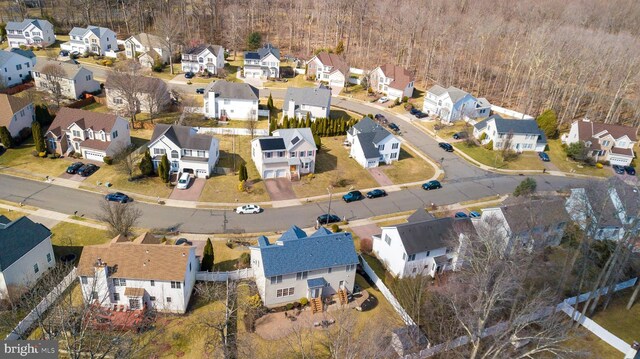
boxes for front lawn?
[81,162,173,199]
[381,147,436,184]
[291,136,378,198]
[50,222,112,263]
[264,74,315,89]
[547,139,609,177]
[0,137,72,179]
[453,143,545,171]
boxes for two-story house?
[251,128,316,180]
[181,44,225,75]
[346,117,401,168]
[243,44,280,79]
[473,114,547,152]
[60,26,117,56]
[77,232,199,314]
[562,119,637,166]
[33,60,101,100]
[124,33,169,68]
[0,49,36,87]
[203,80,259,121]
[4,19,55,49]
[282,86,331,121]
[306,52,349,88]
[250,226,359,308]
[0,215,55,299]
[105,75,170,115]
[45,107,131,162]
[370,64,414,100]
[148,124,219,178]
[0,94,34,140]
[423,85,491,123]
[372,213,473,278]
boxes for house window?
[445,247,452,253]
[47,253,52,262]
[426,250,430,256]
[278,151,285,157]
[384,234,391,245]
[34,263,39,273]
[86,75,91,81]
[150,296,156,301]
[184,149,193,156]
[328,267,332,274]
[16,64,22,70]
[290,151,296,158]
[265,152,272,158]
[112,131,118,139]
[392,143,399,149]
[197,150,205,157]
[166,297,172,303]
[198,57,204,63]
[92,291,98,300]
[81,276,88,284]
[171,150,179,159]
[114,98,123,105]
[171,281,182,289]
[72,130,81,137]
[412,268,417,273]
[391,153,397,159]
[347,264,356,271]
[308,150,313,157]
[224,99,230,105]
[296,271,308,280]
[408,254,416,261]
[150,280,155,286]
[378,144,385,150]
[113,293,120,301]
[276,288,295,297]
[270,275,282,284]
[154,148,166,155]
[602,140,610,147]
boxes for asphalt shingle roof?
[356,132,383,159]
[280,226,307,241]
[499,198,570,234]
[378,64,414,90]
[6,19,52,31]
[474,115,544,136]
[407,208,435,223]
[0,216,51,270]
[47,107,119,137]
[0,93,31,128]
[205,80,258,101]
[244,44,280,61]
[150,124,215,151]
[283,86,331,111]
[273,128,315,150]
[576,120,637,142]
[394,217,474,255]
[33,59,89,79]
[183,44,223,56]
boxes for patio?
[85,302,152,331]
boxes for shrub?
[103,60,113,66]
[479,132,487,141]
[243,313,256,333]
[514,178,537,197]
[225,240,234,249]
[596,162,604,169]
[299,297,308,306]
[38,152,47,158]
[237,181,246,192]
[103,156,113,165]
[484,140,493,150]
[331,224,341,233]
[402,96,408,103]
[247,294,263,308]
[285,303,294,310]
[360,237,373,254]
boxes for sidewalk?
[0,202,108,230]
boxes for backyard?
[49,222,112,262]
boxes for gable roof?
[445,86,469,103]
[576,120,637,142]
[205,80,258,101]
[131,33,164,49]
[349,117,383,135]
[33,59,89,79]
[10,48,35,59]
[350,117,394,159]
[149,124,215,151]
[0,215,10,225]
[253,228,358,277]
[427,84,447,96]
[6,19,52,31]
[0,94,31,128]
[392,217,474,255]
[0,50,21,67]
[407,208,436,223]
[283,86,331,111]
[314,52,349,75]
[499,198,570,234]
[273,128,316,150]
[378,64,414,90]
[104,74,166,92]
[244,43,280,61]
[183,44,223,56]
[355,132,386,159]
[310,227,333,237]
[280,226,307,241]
[0,216,51,270]
[47,107,120,137]
[70,26,113,39]
[474,115,544,136]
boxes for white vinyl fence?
[196,268,253,282]
[6,268,78,340]
[490,104,534,120]
[196,127,268,136]
[359,255,415,326]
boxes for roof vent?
[182,252,186,256]
[145,249,149,254]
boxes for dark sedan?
[422,180,442,190]
[538,152,550,162]
[66,162,84,174]
[414,112,428,119]
[196,88,205,94]
[366,189,387,199]
[388,123,400,132]
[317,214,341,225]
[613,165,625,174]
[454,212,469,218]
[409,108,420,115]
[439,142,454,152]
[105,192,130,203]
[77,164,99,177]
[624,166,636,175]
[184,72,195,79]
[343,191,364,203]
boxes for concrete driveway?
[368,167,394,187]
[243,74,264,89]
[169,177,206,202]
[264,179,297,201]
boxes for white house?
[203,80,259,121]
[60,26,117,56]
[243,44,280,79]
[4,19,55,49]
[77,232,199,314]
[473,114,547,152]
[148,124,219,178]
[45,107,131,161]
[124,33,169,68]
[372,212,472,278]
[561,119,637,166]
[0,215,55,299]
[423,85,491,123]
[282,86,331,120]
[0,49,36,87]
[250,226,359,308]
[181,44,225,75]
[251,128,317,180]
[0,94,35,139]
[33,60,101,100]
[306,52,349,88]
[346,117,401,168]
[370,64,414,100]
[105,75,170,115]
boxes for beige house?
[562,119,638,166]
[105,75,170,116]
[32,60,100,100]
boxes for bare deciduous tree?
[154,13,183,75]
[97,200,142,237]
[40,63,67,108]
[106,60,143,128]
[113,144,138,180]
[144,78,171,120]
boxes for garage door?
[83,150,105,162]
[275,169,287,178]
[195,169,208,178]
[609,156,630,165]
[264,170,275,179]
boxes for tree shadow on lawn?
[217,150,245,170]
[53,245,84,266]
[131,136,149,148]
[397,148,415,161]
[330,109,357,120]
[314,146,338,174]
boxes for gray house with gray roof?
[283,85,331,120]
[250,225,358,307]
[251,128,316,180]
[0,216,55,299]
[473,114,547,152]
[61,26,117,56]
[204,80,259,120]
[346,117,401,168]
[243,44,280,78]
[423,84,490,123]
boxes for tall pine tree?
[159,154,170,183]
[0,126,14,149]
[139,149,154,176]
[32,121,46,153]
[201,238,214,271]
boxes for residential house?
[251,128,316,180]
[181,44,225,75]
[250,226,359,307]
[33,60,101,100]
[370,64,414,100]
[346,117,401,168]
[4,19,55,49]
[124,33,169,68]
[306,52,349,87]
[423,85,491,123]
[243,44,280,79]
[45,107,131,161]
[0,49,36,87]
[282,86,331,120]
[473,114,547,152]
[203,80,259,121]
[60,26,117,56]
[105,75,170,115]
[562,119,637,166]
[0,215,55,299]
[372,213,472,278]
[148,124,219,178]
[0,94,35,140]
[77,232,199,314]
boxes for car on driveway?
[184,72,195,79]
[66,162,84,174]
[235,204,262,214]
[388,123,400,132]
[105,192,130,203]
[176,172,191,190]
[454,212,468,218]
[409,108,420,115]
[452,132,467,140]
[77,164,98,177]
[613,165,625,174]
[422,180,442,190]
[469,211,481,218]
[624,166,636,175]
[343,191,364,203]
[378,96,389,103]
[317,214,341,226]
[414,111,428,119]
[196,88,205,94]
[538,152,550,162]
[366,189,387,199]
[59,50,69,57]
[439,142,454,152]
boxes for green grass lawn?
[50,222,112,263]
[147,63,183,81]
[0,137,72,179]
[453,142,545,171]
[213,240,251,271]
[561,327,621,358]
[381,147,436,184]
[590,289,640,344]
[547,139,609,177]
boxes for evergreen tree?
[32,121,46,153]
[238,163,248,182]
[0,126,14,149]
[514,178,537,197]
[139,149,154,176]
[536,109,559,139]
[335,40,345,55]
[283,116,290,129]
[242,164,249,181]
[159,154,170,183]
[246,32,262,50]
[35,105,53,126]
[305,113,311,128]
[269,119,276,136]
[313,133,322,150]
[201,238,214,271]
[267,93,274,112]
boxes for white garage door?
[196,169,208,178]
[609,156,630,165]
[264,170,275,179]
[84,150,105,162]
[276,169,287,178]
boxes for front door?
[310,288,321,298]
[171,161,179,171]
[129,298,141,309]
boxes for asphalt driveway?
[169,177,206,202]
[264,178,297,201]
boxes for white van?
[176,172,191,190]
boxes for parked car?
[409,108,420,115]
[454,212,468,218]
[235,204,262,214]
[624,166,636,175]
[422,180,442,190]
[414,112,428,119]
[176,172,191,190]
[196,88,205,94]
[469,211,481,218]
[317,214,341,226]
[366,189,387,199]
[613,165,626,174]
[77,164,98,177]
[105,192,130,203]
[538,152,550,162]
[70,50,80,56]
[439,142,454,152]
[59,50,69,57]
[378,96,389,103]
[175,238,193,245]
[388,123,400,132]
[452,132,468,140]
[343,191,364,203]
[184,72,195,79]
[66,162,84,174]
[374,113,387,123]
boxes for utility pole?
[326,185,333,219]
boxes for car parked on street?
[105,192,130,203]
[316,214,341,226]
[454,212,468,218]
[469,211,481,218]
[184,72,195,79]
[624,166,636,175]
[422,180,442,190]
[176,173,191,190]
[366,189,387,199]
[378,96,389,103]
[613,165,625,174]
[59,50,69,57]
[196,88,205,94]
[388,123,400,132]
[343,191,364,203]
[538,152,550,162]
[235,204,262,214]
[77,164,98,177]
[66,162,84,174]
[452,132,468,140]
[374,113,387,123]
[439,142,454,152]
[409,108,420,115]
